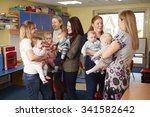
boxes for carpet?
[0,86,86,100]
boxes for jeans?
[63,71,78,100]
[85,56,105,100]
[23,73,52,100]
[85,72,105,100]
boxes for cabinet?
[0,13,18,31]
[141,68,150,83]
[61,15,69,26]
[9,10,69,34]
[41,14,52,30]
[19,11,30,26]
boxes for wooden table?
[121,82,150,100]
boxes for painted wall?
[67,3,150,66]
[0,0,67,45]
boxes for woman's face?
[31,24,37,35]
[118,18,126,31]
[67,21,72,34]
[92,18,103,33]
[52,18,62,30]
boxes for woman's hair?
[88,15,104,35]
[68,16,84,43]
[119,10,139,50]
[52,15,64,29]
[20,20,35,39]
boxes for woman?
[102,10,139,100]
[63,16,84,99]
[81,15,105,100]
[51,15,64,99]
[20,21,52,100]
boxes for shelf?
[0,65,23,77]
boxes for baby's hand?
[83,53,86,57]
[43,47,46,50]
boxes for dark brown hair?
[68,16,84,43]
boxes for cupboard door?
[41,14,52,31]
[61,15,69,26]
[20,11,30,27]
[30,13,41,30]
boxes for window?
[98,11,145,38]
[95,9,147,67]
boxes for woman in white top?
[51,15,64,99]
[20,20,52,100]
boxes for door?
[41,14,52,31]
[20,11,30,27]
[31,13,41,30]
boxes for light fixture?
[57,1,82,5]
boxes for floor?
[0,73,142,100]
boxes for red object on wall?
[2,46,17,70]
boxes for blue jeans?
[85,56,105,100]
[23,73,52,100]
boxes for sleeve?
[81,42,88,55]
[113,32,127,49]
[67,35,81,59]
[80,33,87,50]
[33,47,46,56]
[24,39,32,52]
[38,48,46,56]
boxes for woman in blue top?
[81,15,105,100]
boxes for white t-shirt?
[53,29,62,44]
[20,38,38,74]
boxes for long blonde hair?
[52,15,64,29]
[119,10,139,50]
[20,21,36,39]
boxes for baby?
[31,36,51,84]
[52,29,70,73]
[81,30,101,64]
[86,33,112,75]
[43,31,56,68]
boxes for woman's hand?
[86,48,97,56]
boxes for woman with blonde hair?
[20,21,53,100]
[102,10,139,100]
[51,15,64,99]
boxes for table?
[0,65,24,86]
[121,82,150,100]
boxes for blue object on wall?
[0,54,3,71]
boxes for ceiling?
[28,0,150,7]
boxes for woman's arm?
[26,49,48,62]
[101,40,120,59]
[86,48,97,56]
[67,35,81,59]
